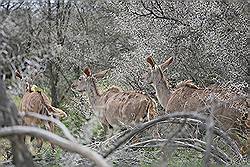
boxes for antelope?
[17,71,67,153]
[144,56,249,153]
[71,67,158,137]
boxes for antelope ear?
[83,67,92,77]
[94,69,110,79]
[15,69,22,79]
[160,57,173,71]
[146,56,155,68]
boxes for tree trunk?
[46,0,59,107]
[48,61,59,107]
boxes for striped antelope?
[72,67,159,137]
[143,56,249,154]
[17,71,67,153]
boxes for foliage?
[59,95,89,141]
[113,0,248,89]
[92,122,106,141]
[10,95,22,109]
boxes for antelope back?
[167,84,248,111]
[20,91,51,125]
[167,84,249,131]
[102,91,157,128]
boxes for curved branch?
[18,111,76,142]
[172,140,227,165]
[103,112,242,159]
[126,138,229,165]
[0,126,110,167]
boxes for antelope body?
[72,68,158,136]
[20,85,67,152]
[169,83,248,131]
[144,56,249,153]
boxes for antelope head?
[143,56,173,85]
[72,67,110,93]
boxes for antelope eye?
[78,77,82,81]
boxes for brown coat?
[167,83,248,132]
[20,89,67,150]
[145,56,249,152]
[72,68,158,135]
[20,91,67,126]
[100,89,157,129]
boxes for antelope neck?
[154,72,172,109]
[86,77,101,107]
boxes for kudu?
[144,56,249,154]
[16,70,67,153]
[72,67,158,137]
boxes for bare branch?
[126,138,230,165]
[154,0,164,16]
[0,126,110,167]
[9,0,24,11]
[18,111,76,142]
[131,0,190,27]
[103,112,242,160]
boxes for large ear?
[146,56,156,68]
[83,67,92,77]
[160,57,173,71]
[15,69,22,79]
[93,69,110,79]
